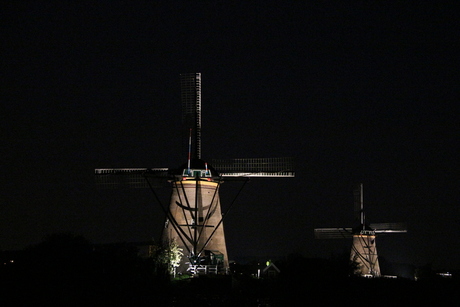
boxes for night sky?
[2,2,459,270]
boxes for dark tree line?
[1,234,459,306]
[0,233,169,305]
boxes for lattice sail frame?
[94,168,170,188]
[180,73,201,160]
[212,157,295,177]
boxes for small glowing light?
[437,272,452,278]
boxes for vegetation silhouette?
[0,233,169,305]
[1,233,459,306]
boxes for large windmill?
[314,183,406,277]
[95,73,294,275]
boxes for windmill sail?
[95,168,170,188]
[353,183,364,226]
[212,157,295,177]
[314,227,354,239]
[370,223,407,233]
[180,73,201,160]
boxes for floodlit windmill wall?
[350,233,380,277]
[165,179,228,274]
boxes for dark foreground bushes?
[1,235,459,306]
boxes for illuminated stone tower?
[350,232,380,277]
[164,160,229,274]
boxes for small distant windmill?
[314,183,406,277]
[95,73,294,275]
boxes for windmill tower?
[314,184,406,277]
[95,73,295,275]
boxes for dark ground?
[1,234,458,306]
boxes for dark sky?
[2,2,459,270]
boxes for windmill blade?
[314,227,354,239]
[353,183,364,224]
[180,73,201,159]
[95,168,169,188]
[370,222,407,233]
[212,157,295,178]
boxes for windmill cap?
[353,224,375,234]
[174,159,219,176]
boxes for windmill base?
[350,234,381,278]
